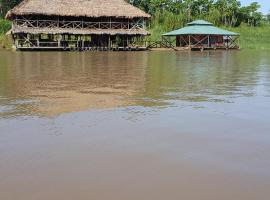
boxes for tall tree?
[0,0,22,18]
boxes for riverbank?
[150,25,270,50]
[1,19,270,50]
[0,34,13,49]
[0,20,12,49]
[228,26,270,50]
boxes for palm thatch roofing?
[6,0,151,19]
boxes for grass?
[0,19,12,49]
[0,34,13,49]
[228,26,270,50]
[0,19,11,34]
[0,18,269,50]
[148,23,270,50]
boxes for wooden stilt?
[57,34,61,48]
[108,35,111,50]
[188,35,191,49]
[82,37,85,50]
[37,34,40,47]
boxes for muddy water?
[0,50,270,200]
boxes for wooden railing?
[147,38,177,50]
[14,19,145,30]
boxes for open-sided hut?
[5,0,151,51]
[163,20,240,50]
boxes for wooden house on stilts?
[163,20,240,50]
[5,0,151,51]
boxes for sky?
[241,0,269,14]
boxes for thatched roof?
[6,0,151,19]
[12,26,150,35]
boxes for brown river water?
[0,50,270,200]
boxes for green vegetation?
[228,25,270,49]
[149,23,270,49]
[128,0,270,49]
[129,0,269,27]
[0,0,23,18]
[0,0,22,48]
[0,19,11,34]
[0,19,11,49]
[0,0,270,49]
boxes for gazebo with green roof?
[162,20,240,50]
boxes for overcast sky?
[241,0,269,14]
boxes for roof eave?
[163,33,240,36]
[6,12,151,20]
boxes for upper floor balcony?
[13,18,146,31]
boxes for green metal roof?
[187,20,213,26]
[163,20,239,36]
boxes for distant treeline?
[0,0,22,18]
[0,0,270,49]
[1,0,269,27]
[127,0,270,30]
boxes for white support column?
[58,34,62,47]
[82,37,85,49]
[37,36,40,47]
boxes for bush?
[0,20,12,34]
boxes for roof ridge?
[187,19,213,26]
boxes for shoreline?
[1,27,270,51]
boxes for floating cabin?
[5,0,151,51]
[163,20,240,50]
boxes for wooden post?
[226,36,229,50]
[76,35,79,50]
[127,36,129,48]
[15,34,19,48]
[82,36,85,50]
[108,35,111,50]
[37,34,40,47]
[110,18,112,29]
[188,35,191,49]
[208,35,210,48]
[57,34,61,48]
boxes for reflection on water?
[1,50,270,200]
[0,52,148,116]
[0,50,269,117]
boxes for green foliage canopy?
[128,0,267,27]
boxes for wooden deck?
[147,40,240,51]
[17,46,148,51]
